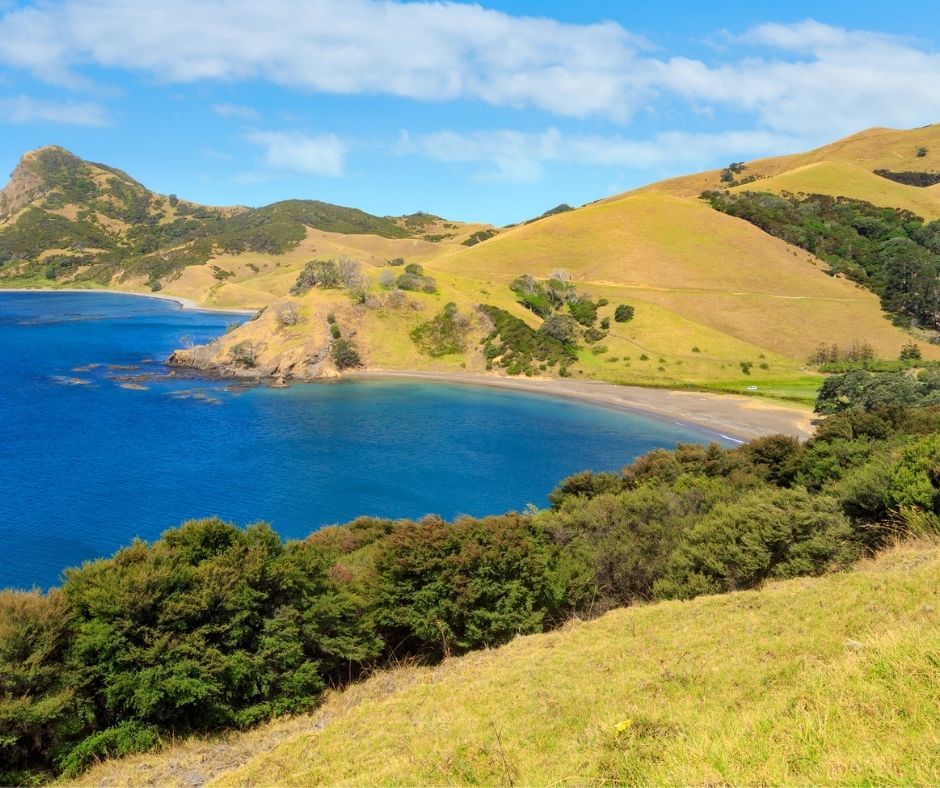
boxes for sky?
[0,1,939,225]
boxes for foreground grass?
[75,540,940,787]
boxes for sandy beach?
[348,369,816,442]
[0,287,258,314]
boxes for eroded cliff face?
[0,159,44,221]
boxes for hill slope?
[0,146,490,289]
[74,540,940,786]
[4,129,940,402]
[644,124,940,211]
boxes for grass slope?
[730,160,940,219]
[643,124,940,203]
[74,540,940,787]
[429,189,932,364]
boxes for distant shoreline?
[346,369,816,442]
[0,287,258,315]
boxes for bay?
[0,291,732,589]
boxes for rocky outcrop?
[166,343,341,381]
[165,301,347,381]
[0,157,44,220]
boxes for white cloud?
[0,0,649,119]
[245,130,346,176]
[405,127,800,183]
[0,95,108,125]
[0,4,936,140]
[656,23,940,137]
[213,102,260,121]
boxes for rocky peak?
[0,149,51,221]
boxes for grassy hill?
[643,124,940,206]
[4,128,940,404]
[73,538,940,787]
[0,146,491,290]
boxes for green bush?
[371,515,571,657]
[479,305,577,375]
[331,338,362,370]
[654,488,858,599]
[57,722,159,778]
[886,434,940,518]
[410,304,472,356]
[567,297,597,326]
[614,304,634,322]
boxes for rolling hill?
[3,126,940,403]
[73,538,940,786]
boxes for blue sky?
[0,1,939,225]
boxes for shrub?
[614,304,634,322]
[654,487,858,599]
[229,340,259,367]
[539,314,579,345]
[900,342,922,361]
[291,259,342,292]
[291,258,362,294]
[396,272,437,293]
[331,338,362,370]
[275,302,299,327]
[886,433,940,516]
[57,722,159,778]
[410,304,472,356]
[371,515,569,657]
[479,305,577,375]
[567,297,597,326]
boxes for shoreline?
[346,370,816,442]
[0,287,259,315]
[2,287,814,441]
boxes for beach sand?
[348,369,816,442]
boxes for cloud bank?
[0,2,937,136]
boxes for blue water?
[0,291,732,590]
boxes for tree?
[614,304,635,322]
[331,338,362,370]
[538,314,578,345]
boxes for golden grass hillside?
[642,124,940,203]
[8,128,940,402]
[73,539,940,787]
[729,160,940,219]
[427,189,934,363]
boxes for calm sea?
[0,291,732,589]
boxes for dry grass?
[637,124,940,201]
[730,160,940,219]
[73,540,940,787]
